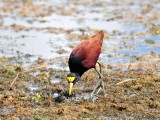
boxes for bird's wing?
[71,40,89,59]
[82,44,101,68]
[82,33,103,68]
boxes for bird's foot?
[90,78,106,99]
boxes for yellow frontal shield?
[67,77,75,83]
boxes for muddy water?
[0,0,160,119]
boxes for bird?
[67,31,105,99]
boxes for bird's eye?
[67,77,75,83]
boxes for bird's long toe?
[90,78,106,99]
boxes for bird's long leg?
[96,62,102,78]
[90,62,105,99]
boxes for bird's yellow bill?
[69,83,73,96]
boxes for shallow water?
[1,2,159,67]
[51,77,61,84]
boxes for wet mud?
[0,0,160,119]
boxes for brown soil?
[0,59,160,119]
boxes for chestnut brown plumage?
[67,31,105,98]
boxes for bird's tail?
[91,30,104,39]
[91,31,104,44]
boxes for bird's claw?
[90,78,106,99]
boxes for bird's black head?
[67,72,80,96]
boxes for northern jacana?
[67,31,105,98]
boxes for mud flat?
[0,0,160,119]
